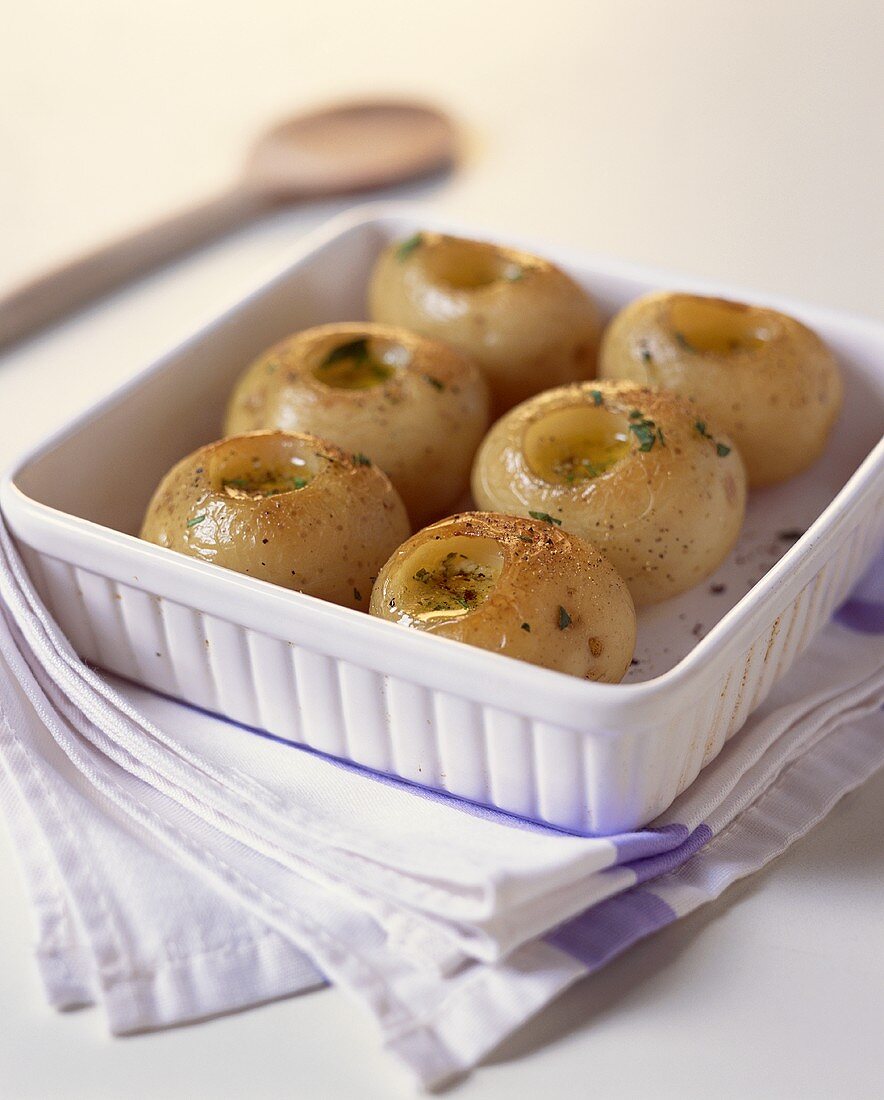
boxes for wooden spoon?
[0,100,456,350]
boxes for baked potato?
[140,430,410,609]
[225,323,490,526]
[370,511,635,681]
[471,381,747,605]
[368,231,601,414]
[599,291,842,486]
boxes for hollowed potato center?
[524,405,631,485]
[210,440,314,498]
[393,536,504,626]
[424,239,523,290]
[312,336,409,389]
[668,297,770,355]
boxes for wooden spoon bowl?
[246,100,456,197]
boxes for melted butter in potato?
[218,452,313,499]
[524,405,630,486]
[391,537,504,626]
[221,468,311,498]
[420,236,531,290]
[667,297,770,355]
[311,337,396,390]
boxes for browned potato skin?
[225,323,490,526]
[140,431,410,610]
[599,291,843,486]
[370,512,636,682]
[471,382,747,605]
[368,232,602,415]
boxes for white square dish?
[3,206,883,833]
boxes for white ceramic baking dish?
[3,207,883,833]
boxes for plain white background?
[1,2,882,1097]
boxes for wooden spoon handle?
[0,185,271,351]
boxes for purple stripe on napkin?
[545,888,676,970]
[627,824,713,884]
[833,598,884,635]
[613,823,690,862]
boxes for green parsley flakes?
[557,605,572,630]
[628,416,658,452]
[589,389,604,406]
[353,452,372,466]
[627,408,665,452]
[695,420,731,457]
[187,514,207,528]
[528,510,562,526]
[395,232,424,261]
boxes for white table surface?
[1,3,882,1097]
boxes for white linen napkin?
[1,513,882,1090]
